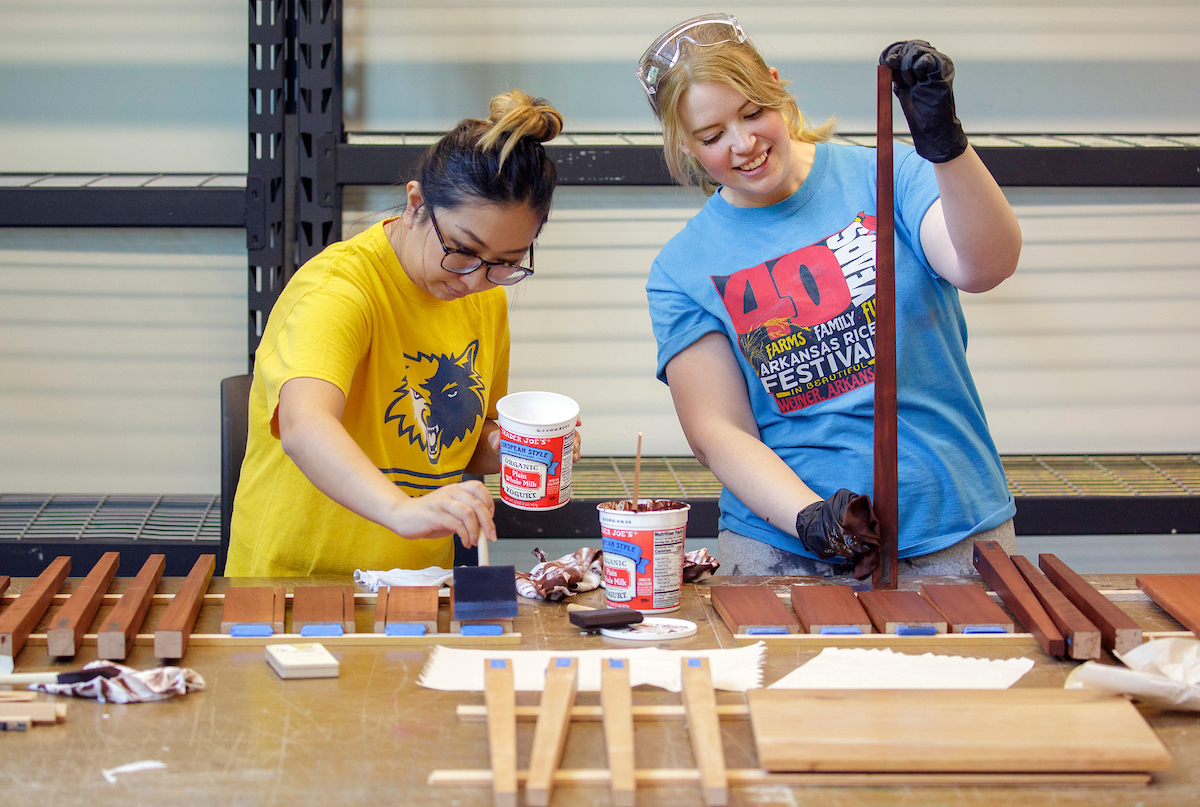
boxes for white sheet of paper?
[768,647,1034,690]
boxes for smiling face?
[390,182,541,301]
[677,78,813,208]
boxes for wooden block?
[747,689,1171,774]
[856,590,947,635]
[483,658,517,807]
[973,541,1065,657]
[600,658,636,807]
[1038,554,1142,655]
[1012,555,1101,660]
[526,657,579,807]
[47,552,120,658]
[1136,575,1200,636]
[0,576,9,598]
[292,586,355,633]
[377,586,439,635]
[220,586,286,634]
[919,584,1014,634]
[790,585,873,634]
[0,556,71,661]
[710,586,799,634]
[153,554,215,659]
[681,657,728,806]
[98,554,166,660]
[0,701,68,724]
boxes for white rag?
[29,661,204,704]
[768,647,1034,690]
[354,567,453,592]
[417,643,765,693]
[1066,637,1200,710]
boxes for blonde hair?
[479,90,564,170]
[651,32,836,195]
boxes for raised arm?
[277,376,495,547]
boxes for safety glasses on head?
[636,13,747,115]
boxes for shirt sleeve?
[893,146,942,277]
[647,257,726,384]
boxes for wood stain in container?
[598,500,690,614]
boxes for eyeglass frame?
[636,13,747,114]
[426,206,534,287]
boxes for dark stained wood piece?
[0,556,71,661]
[374,585,439,634]
[221,586,286,633]
[919,584,1014,633]
[47,552,120,657]
[709,586,799,634]
[153,554,215,659]
[1011,555,1101,660]
[973,541,1065,656]
[292,585,355,633]
[790,585,873,634]
[1037,554,1142,655]
[0,577,9,598]
[98,554,166,660]
[857,590,947,634]
[872,63,899,591]
[1136,575,1200,636]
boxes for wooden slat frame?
[153,554,215,659]
[526,657,579,807]
[0,556,71,661]
[600,658,636,807]
[97,554,166,660]
[1012,555,1101,660]
[483,658,517,807]
[47,552,120,657]
[1039,554,1142,654]
[972,541,1065,656]
[710,586,799,634]
[680,657,728,806]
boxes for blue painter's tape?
[896,625,938,636]
[230,623,273,638]
[461,624,504,637]
[555,658,572,668]
[489,659,508,669]
[609,659,625,669]
[300,624,343,637]
[746,627,790,635]
[818,626,863,635]
[962,626,1009,634]
[687,658,701,668]
[385,623,427,637]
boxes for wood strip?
[600,658,636,807]
[47,552,120,657]
[1039,554,1142,654]
[1136,575,1200,635]
[0,556,70,660]
[220,586,285,633]
[153,554,215,659]
[292,586,354,633]
[373,585,389,634]
[1012,555,1101,660]
[856,590,947,634]
[483,658,517,807]
[458,703,750,722]
[0,702,68,724]
[919,584,1014,633]
[710,586,799,634]
[428,768,1151,788]
[0,577,8,598]
[32,631,524,648]
[383,586,439,634]
[97,554,166,660]
[680,657,728,806]
[790,585,872,634]
[526,657,579,807]
[972,541,1065,656]
[730,632,1043,648]
[872,61,898,591]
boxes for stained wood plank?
[710,586,799,635]
[747,689,1171,774]
[1040,554,1142,654]
[0,556,70,661]
[600,658,635,807]
[292,586,355,633]
[1136,575,1200,636]
[0,577,8,598]
[373,585,389,634]
[526,657,579,807]
[153,554,215,659]
[790,585,873,634]
[919,584,1014,633]
[483,658,517,807]
[1012,555,1101,660]
[681,657,728,806]
[856,590,947,634]
[97,554,165,660]
[381,586,439,634]
[220,586,285,633]
[973,541,1065,656]
[46,552,120,657]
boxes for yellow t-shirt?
[226,219,510,576]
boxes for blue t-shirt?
[647,141,1014,558]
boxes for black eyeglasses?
[427,208,534,287]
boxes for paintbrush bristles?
[632,431,643,510]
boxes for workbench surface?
[1,573,1196,806]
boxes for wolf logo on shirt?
[712,213,879,414]
[384,340,486,464]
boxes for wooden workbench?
[1,573,1197,806]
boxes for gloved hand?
[796,489,881,579]
[880,40,968,164]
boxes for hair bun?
[487,90,563,145]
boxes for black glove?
[880,40,968,164]
[796,489,881,579]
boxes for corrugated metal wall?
[1,0,1198,493]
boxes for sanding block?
[569,608,644,631]
[265,643,339,679]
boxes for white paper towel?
[1066,637,1200,710]
[417,643,765,692]
[768,647,1034,690]
[353,567,453,591]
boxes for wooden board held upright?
[1039,554,1141,655]
[973,541,1065,657]
[47,552,120,657]
[681,657,728,806]
[1136,575,1200,636]
[375,585,439,635]
[98,554,166,660]
[1012,555,1100,660]
[919,584,1013,634]
[526,657,579,807]
[710,585,799,635]
[0,556,71,661]
[221,586,286,634]
[790,585,872,634]
[292,585,355,633]
[154,554,215,659]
